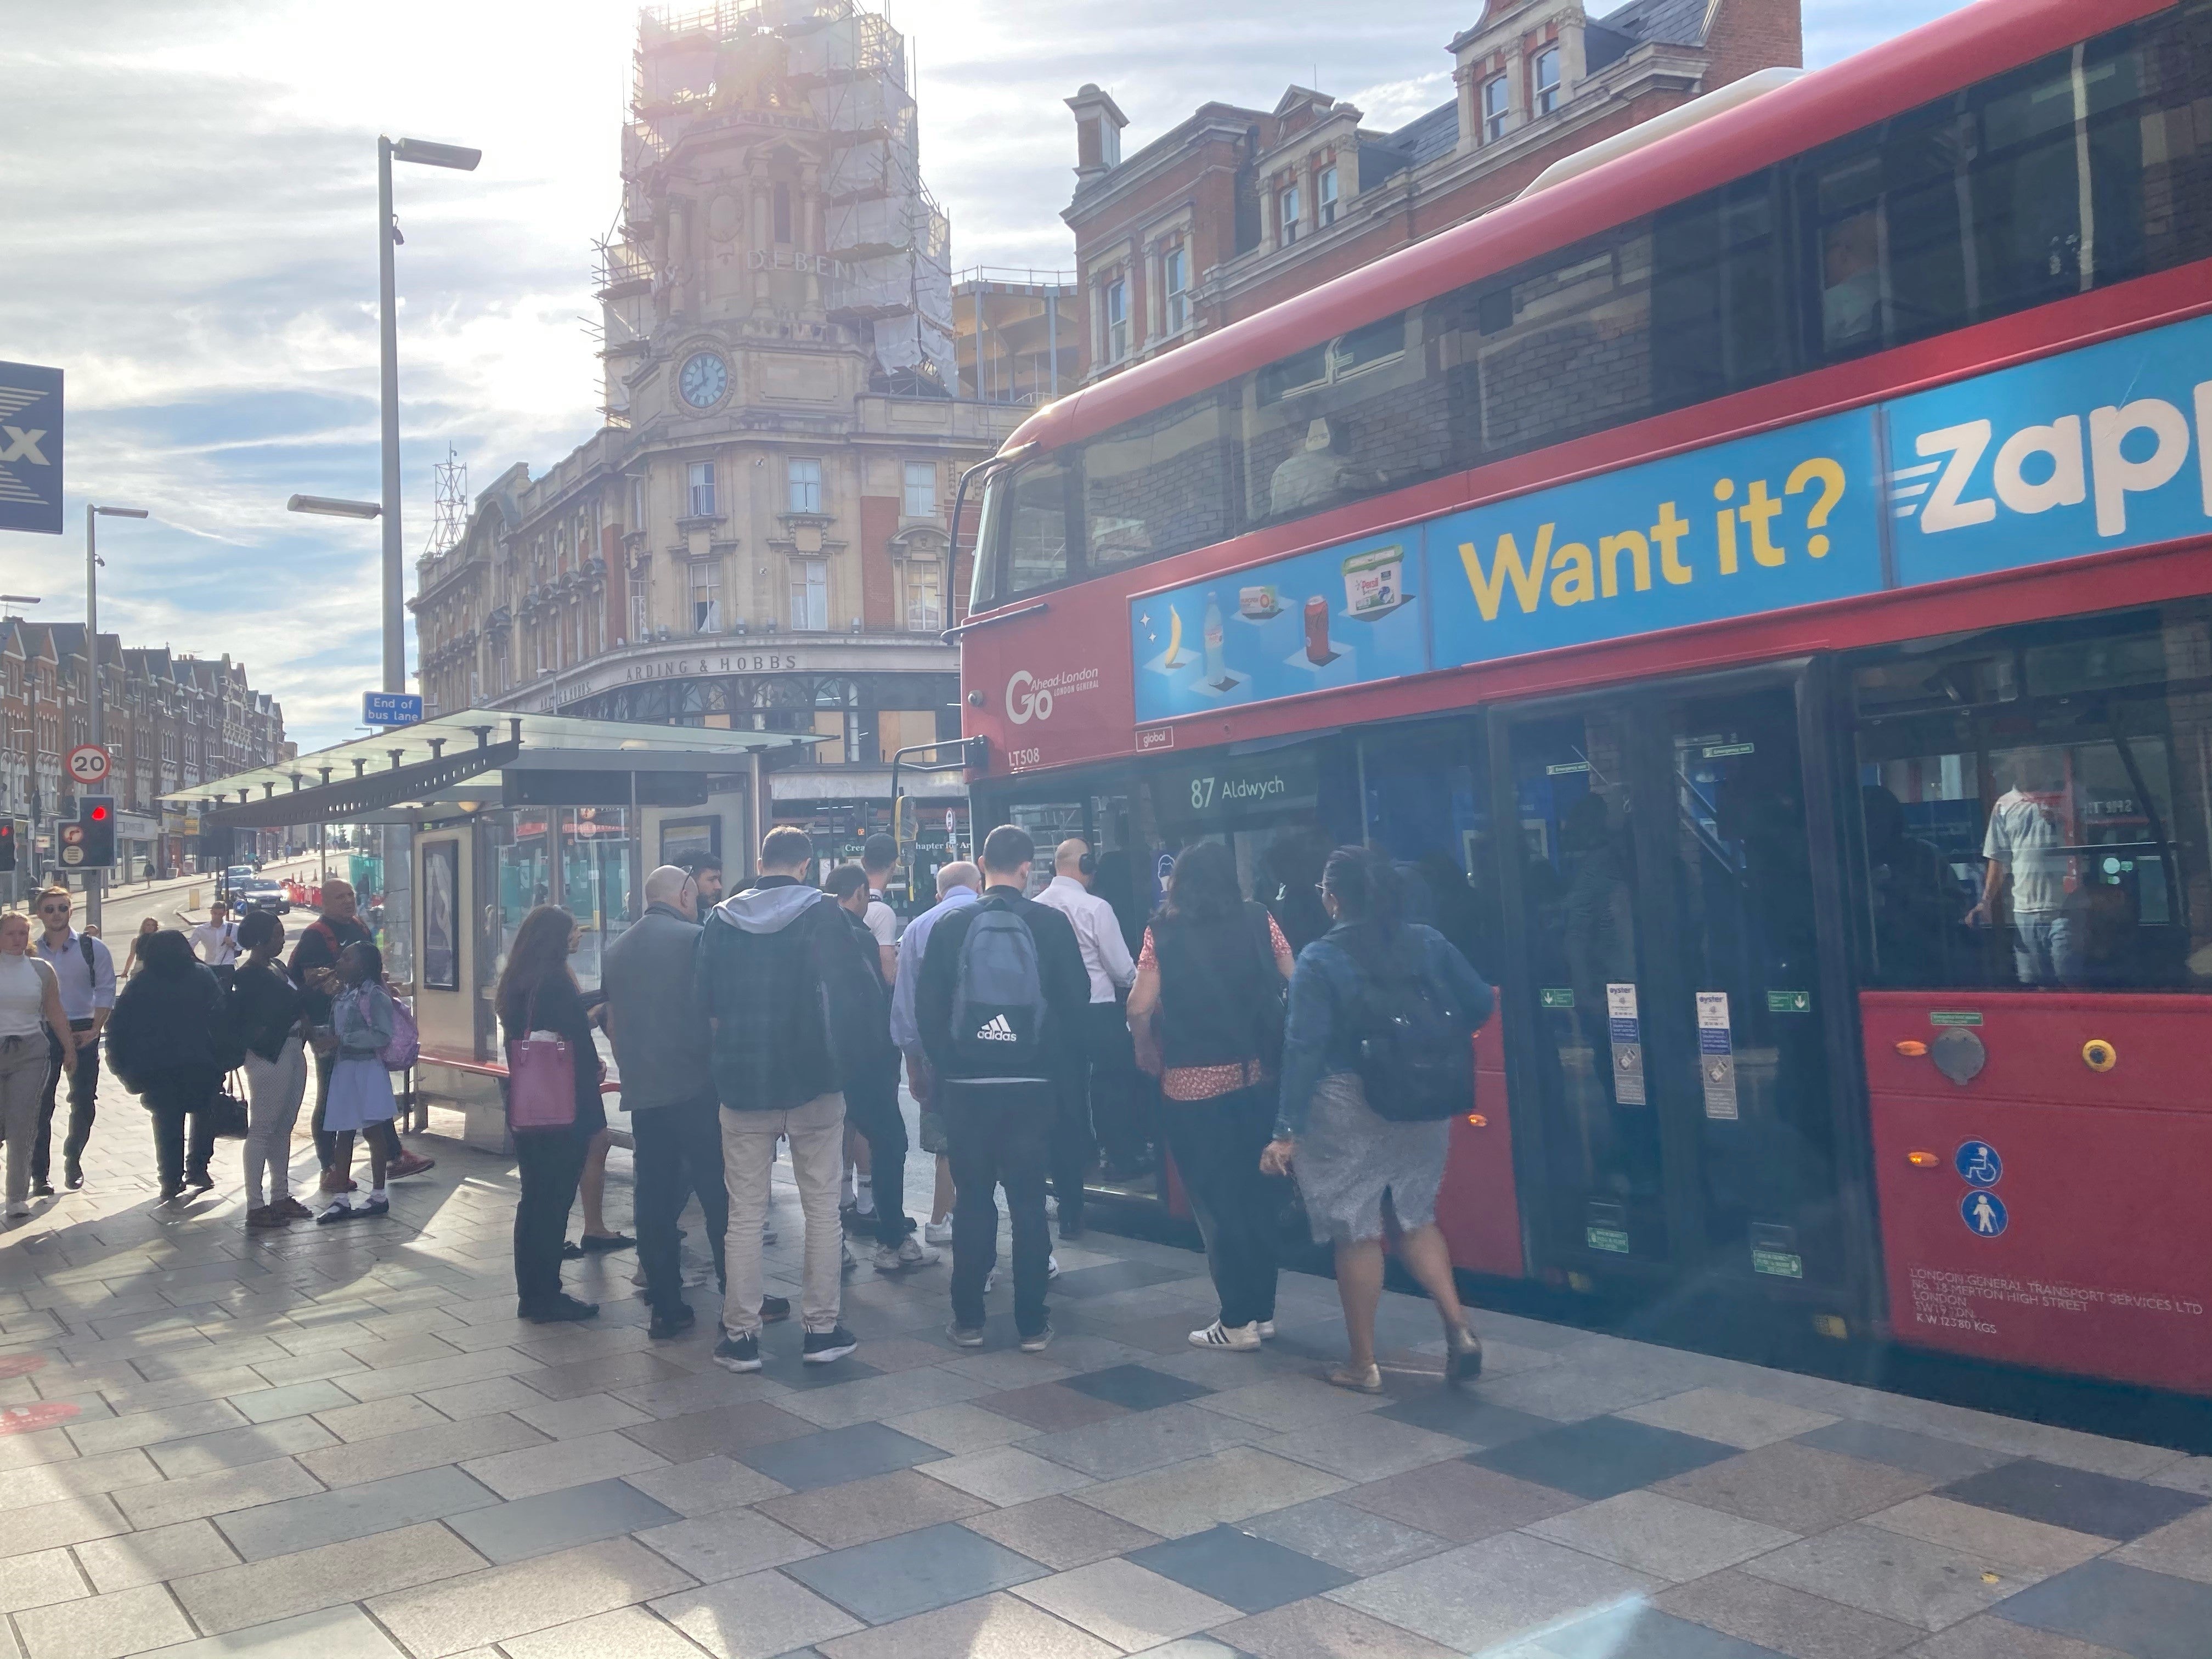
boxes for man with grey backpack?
[916,824,1090,1352]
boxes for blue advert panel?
[1427,408,1881,669]
[1132,529,1428,723]
[1126,314,2212,721]
[1884,311,2212,588]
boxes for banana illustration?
[1163,604,1186,667]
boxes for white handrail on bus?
[1516,66,1808,201]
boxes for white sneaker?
[923,1218,953,1245]
[1190,1319,1262,1350]
[5,1201,29,1218]
[873,1235,940,1271]
[1257,1321,1277,1339]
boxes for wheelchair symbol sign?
[1954,1141,2001,1187]
[1961,1191,2008,1237]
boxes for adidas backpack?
[950,897,1049,1070]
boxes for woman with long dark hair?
[1127,840,1295,1350]
[1264,847,1493,1392]
[496,906,606,1323]
[103,929,225,1204]
[229,910,308,1228]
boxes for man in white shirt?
[31,885,115,1194]
[1033,838,1140,1238]
[1966,747,2081,984]
[178,900,240,979]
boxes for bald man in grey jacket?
[605,865,725,1339]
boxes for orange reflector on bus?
[1465,1113,1488,1128]
[1813,1314,1849,1340]
[1907,1149,1940,1168]
[1895,1040,1929,1057]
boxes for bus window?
[1358,720,1500,981]
[1849,605,2212,991]
[1002,460,1076,597]
[1081,393,1240,573]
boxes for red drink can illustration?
[1304,595,1330,663]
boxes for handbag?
[506,988,577,1132]
[206,1072,250,1139]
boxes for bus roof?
[1003,0,2160,460]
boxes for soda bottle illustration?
[1203,592,1227,686]
[1304,595,1331,663]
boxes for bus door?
[1496,669,1864,1313]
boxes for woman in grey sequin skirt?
[1262,847,1494,1394]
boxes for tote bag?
[506,989,577,1132]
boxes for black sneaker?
[63,1158,81,1190]
[184,1170,215,1192]
[945,1321,986,1348]
[29,1183,54,1199]
[802,1325,859,1364]
[760,1295,791,1323]
[713,1330,761,1372]
[1059,1214,1086,1242]
[520,1294,599,1324]
[648,1304,696,1340]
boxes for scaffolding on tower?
[422,446,469,557]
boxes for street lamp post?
[377,135,480,698]
[84,506,147,930]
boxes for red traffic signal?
[79,796,117,867]
[89,803,110,822]
[0,821,15,874]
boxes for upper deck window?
[972,4,2212,612]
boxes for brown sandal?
[1325,1363,1384,1395]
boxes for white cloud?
[3,0,1966,750]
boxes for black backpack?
[1345,929,1473,1122]
[950,896,1049,1069]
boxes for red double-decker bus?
[952,0,2212,1396]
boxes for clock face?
[679,351,728,408]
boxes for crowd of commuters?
[0,818,1500,1398]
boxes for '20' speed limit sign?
[66,744,109,786]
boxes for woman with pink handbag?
[496,906,608,1323]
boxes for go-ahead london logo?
[1006,665,1101,725]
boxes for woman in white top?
[122,916,160,979]
[0,911,75,1217]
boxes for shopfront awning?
[167,709,826,830]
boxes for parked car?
[232,878,290,915]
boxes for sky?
[0,0,1969,752]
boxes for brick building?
[1,616,289,889]
[1063,0,1803,383]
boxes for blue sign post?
[0,362,64,536]
[363,692,424,729]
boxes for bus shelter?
[167,709,820,1143]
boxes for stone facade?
[413,1,1021,834]
[1065,0,1804,383]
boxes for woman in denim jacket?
[1264,846,1492,1393]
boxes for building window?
[690,560,720,633]
[774,182,793,243]
[1105,278,1128,361]
[788,458,823,514]
[687,460,716,517]
[1318,167,1339,227]
[1483,74,1511,141]
[630,562,650,641]
[904,559,943,633]
[789,558,828,631]
[1164,245,1188,332]
[629,475,646,530]
[1279,183,1301,245]
[1534,47,1561,115]
[903,461,936,518]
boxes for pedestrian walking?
[121,917,160,980]
[0,912,74,1218]
[1033,837,1141,1233]
[498,906,606,1322]
[291,879,431,1193]
[30,884,114,1195]
[603,865,730,1339]
[315,943,399,1224]
[1126,840,1295,1351]
[836,834,902,1226]
[228,910,309,1229]
[178,899,240,986]
[826,863,936,1272]
[696,826,873,1372]
[917,824,1090,1353]
[101,929,224,1204]
[891,860,979,1246]
[1264,847,1492,1392]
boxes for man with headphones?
[1033,837,1139,1238]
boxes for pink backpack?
[376,988,420,1071]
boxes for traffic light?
[0,820,14,874]
[80,797,116,868]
